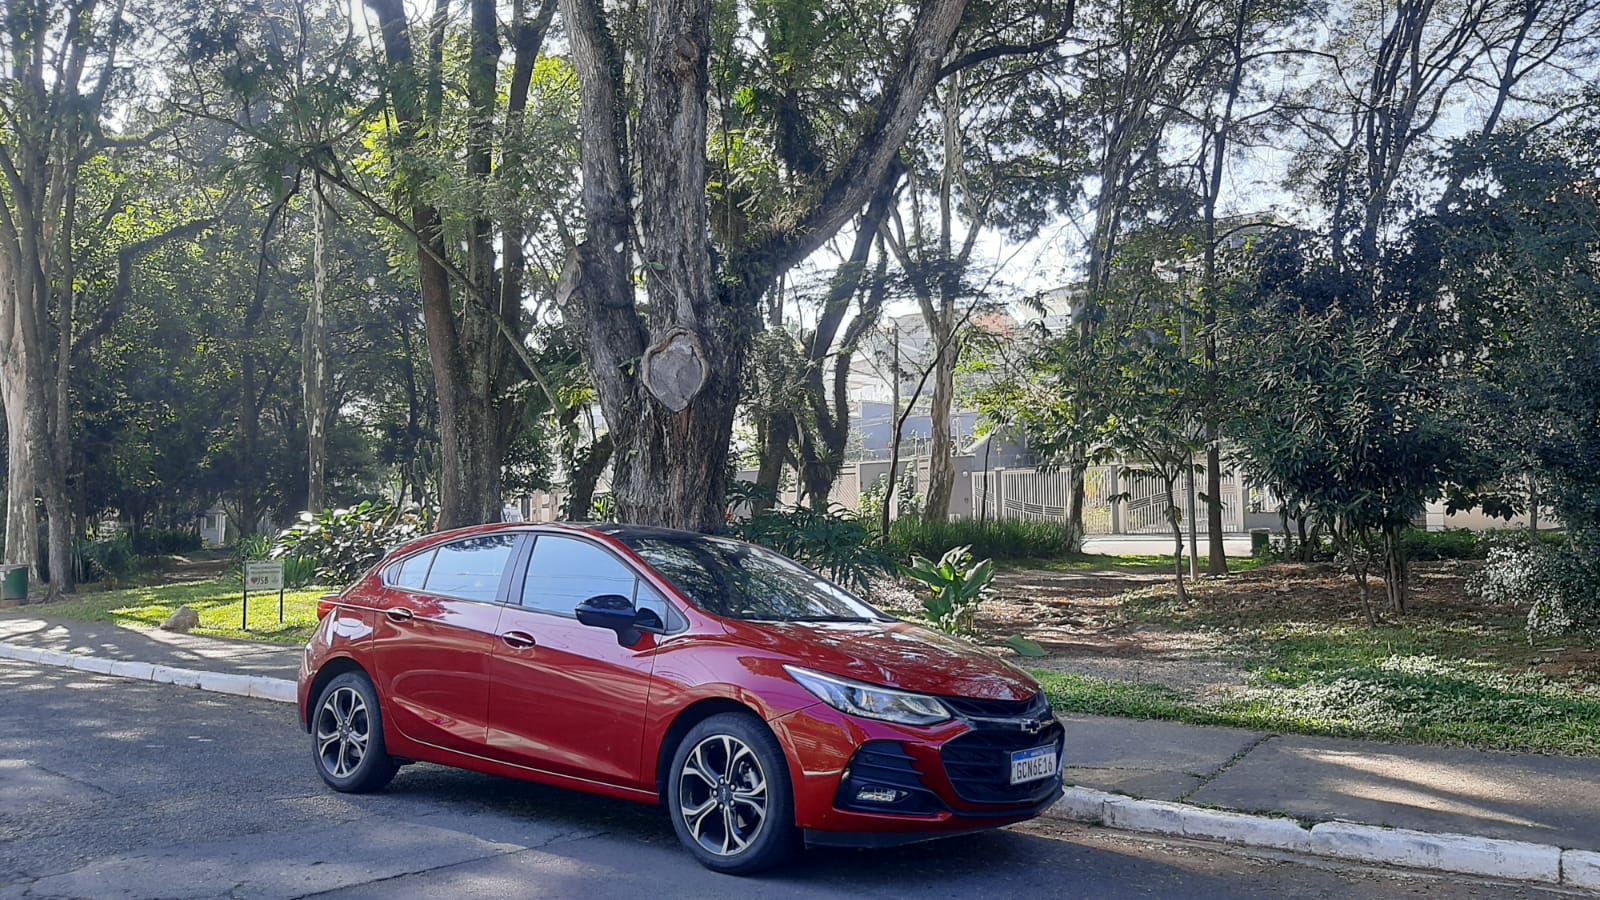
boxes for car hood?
[732,619,1038,702]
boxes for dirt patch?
[978,560,1600,691]
[979,568,1248,697]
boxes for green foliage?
[273,501,434,586]
[888,518,1078,562]
[733,504,894,592]
[858,470,921,525]
[233,534,273,562]
[1399,528,1483,561]
[131,528,203,556]
[1471,537,1600,638]
[902,545,994,635]
[79,536,141,582]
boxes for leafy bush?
[233,534,273,562]
[132,527,202,556]
[902,545,994,635]
[281,554,318,589]
[1399,528,1483,561]
[1470,536,1600,637]
[733,503,895,592]
[273,501,434,586]
[80,536,140,581]
[889,518,1078,562]
[858,470,922,524]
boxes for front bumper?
[770,694,1065,837]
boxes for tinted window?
[387,549,435,590]
[422,535,516,602]
[621,535,887,623]
[523,536,637,615]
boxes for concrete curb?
[0,640,297,705]
[1047,786,1599,889]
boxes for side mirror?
[575,594,642,645]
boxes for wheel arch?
[303,656,371,732]
[654,698,771,803]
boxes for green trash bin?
[1,564,27,601]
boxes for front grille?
[940,691,1051,721]
[940,721,1065,805]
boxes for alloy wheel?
[676,733,769,857]
[315,685,370,779]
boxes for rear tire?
[666,713,799,875]
[312,671,397,793]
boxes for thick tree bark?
[365,0,549,529]
[303,174,332,514]
[1,312,37,576]
[560,0,969,531]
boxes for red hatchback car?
[297,523,1064,873]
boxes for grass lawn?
[43,577,333,644]
[1022,563,1600,756]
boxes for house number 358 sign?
[244,560,284,591]
[243,560,287,629]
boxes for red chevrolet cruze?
[297,522,1064,873]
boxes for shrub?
[733,503,895,592]
[281,554,318,589]
[233,534,273,562]
[888,518,1078,562]
[1399,528,1483,561]
[1470,536,1600,638]
[80,535,139,581]
[902,545,995,636]
[132,527,202,556]
[273,501,434,586]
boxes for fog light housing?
[854,786,906,804]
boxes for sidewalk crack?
[1176,733,1275,804]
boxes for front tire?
[312,671,397,793]
[666,713,799,875]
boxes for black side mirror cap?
[575,594,642,645]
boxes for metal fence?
[972,464,1243,534]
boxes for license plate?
[1010,745,1057,785]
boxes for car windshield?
[618,534,888,623]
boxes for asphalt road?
[0,659,1572,900]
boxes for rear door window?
[387,549,435,590]
[422,535,518,602]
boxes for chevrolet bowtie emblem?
[1020,719,1046,735]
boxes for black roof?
[590,523,728,543]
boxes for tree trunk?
[561,0,967,530]
[753,415,794,513]
[1166,478,1188,603]
[1206,440,1226,574]
[1382,524,1409,613]
[564,432,614,520]
[922,317,956,523]
[303,173,332,514]
[1,356,36,577]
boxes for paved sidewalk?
[1058,714,1600,854]
[2,612,1598,889]
[0,614,301,680]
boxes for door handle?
[500,630,537,650]
[386,607,415,623]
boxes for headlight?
[784,666,952,726]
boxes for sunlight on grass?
[46,577,332,644]
[1032,654,1600,756]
